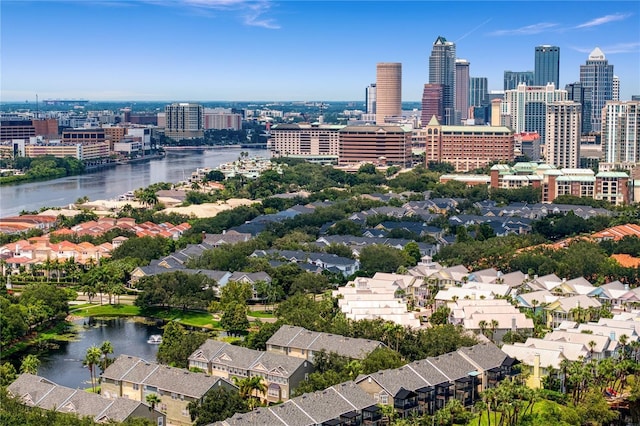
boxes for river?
[0,147,268,218]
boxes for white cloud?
[571,42,640,54]
[488,22,558,36]
[575,13,631,29]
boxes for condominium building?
[534,45,560,87]
[502,83,568,142]
[455,59,470,121]
[164,102,204,140]
[429,36,456,124]
[546,101,582,168]
[375,63,402,124]
[601,101,640,168]
[423,116,514,172]
[580,47,614,133]
[338,125,412,167]
[613,75,620,102]
[269,123,343,163]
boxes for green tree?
[156,321,210,368]
[99,340,114,373]
[145,393,161,411]
[187,387,249,426]
[0,362,17,385]
[220,302,250,337]
[359,244,411,275]
[20,354,40,375]
[83,345,102,392]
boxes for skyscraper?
[580,47,614,133]
[546,101,581,168]
[565,82,593,134]
[365,83,377,114]
[470,77,489,107]
[375,63,402,125]
[164,102,204,140]
[534,45,560,87]
[421,84,444,125]
[504,71,534,91]
[429,36,456,125]
[602,101,640,165]
[455,59,470,121]
[613,76,620,101]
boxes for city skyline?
[2,1,639,102]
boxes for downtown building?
[601,101,640,171]
[504,71,534,91]
[534,45,560,87]
[375,63,402,124]
[455,59,470,121]
[429,36,456,124]
[469,77,489,124]
[500,83,568,142]
[269,123,343,164]
[565,82,593,134]
[421,116,514,172]
[421,84,444,125]
[580,47,614,133]
[203,108,243,130]
[164,102,204,140]
[545,101,582,169]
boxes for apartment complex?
[601,101,640,169]
[269,123,342,163]
[164,103,204,140]
[204,108,243,130]
[338,125,412,167]
[545,101,582,169]
[421,116,514,172]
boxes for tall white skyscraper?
[546,101,582,168]
[365,83,376,114]
[602,101,640,165]
[613,75,620,101]
[580,47,614,133]
[429,36,456,124]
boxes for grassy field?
[70,304,220,329]
[247,310,275,318]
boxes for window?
[171,393,178,400]
[380,393,389,404]
[133,384,139,390]
[182,409,189,417]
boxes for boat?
[147,335,162,344]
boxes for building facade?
[504,71,534,91]
[565,82,593,134]
[534,45,560,87]
[338,125,412,167]
[613,75,620,102]
[421,84,444,125]
[269,123,343,163]
[375,63,402,124]
[203,108,243,130]
[455,59,470,121]
[164,103,204,140]
[429,36,456,124]
[366,83,377,114]
[546,101,582,168]
[580,47,614,133]
[601,101,640,167]
[423,117,514,172]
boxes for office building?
[565,82,593,134]
[338,125,412,167]
[269,123,343,164]
[601,101,640,167]
[429,36,456,124]
[613,76,620,102]
[534,45,560,87]
[504,71,534,91]
[61,129,106,144]
[502,83,568,142]
[580,47,614,133]
[546,101,582,168]
[470,77,489,108]
[365,83,376,114]
[423,116,514,172]
[455,59,470,121]
[375,63,402,124]
[203,108,242,130]
[164,102,204,140]
[421,84,444,125]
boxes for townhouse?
[101,355,235,426]
[187,340,314,403]
[8,373,165,425]
[266,325,384,362]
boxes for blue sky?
[2,1,639,102]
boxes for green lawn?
[247,310,275,318]
[70,304,220,329]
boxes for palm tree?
[84,345,102,392]
[247,376,267,409]
[490,319,499,342]
[100,340,114,373]
[478,320,488,337]
[619,334,629,360]
[146,393,161,411]
[20,354,40,375]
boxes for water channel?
[0,147,268,218]
[19,318,163,389]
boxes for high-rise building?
[602,101,640,165]
[580,47,614,133]
[164,103,204,140]
[546,101,581,168]
[365,83,377,114]
[421,84,444,125]
[565,82,593,134]
[375,63,402,124]
[455,59,470,121]
[203,108,242,130]
[502,83,568,142]
[270,123,343,163]
[504,71,534,91]
[612,75,620,101]
[534,45,560,87]
[429,36,456,124]
[470,77,489,107]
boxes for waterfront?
[0,147,268,218]
[23,318,163,389]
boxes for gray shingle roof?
[457,342,508,371]
[406,359,449,386]
[364,366,429,396]
[427,352,478,381]
[292,387,357,423]
[269,400,316,426]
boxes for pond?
[17,317,164,389]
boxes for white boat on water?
[147,335,162,344]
